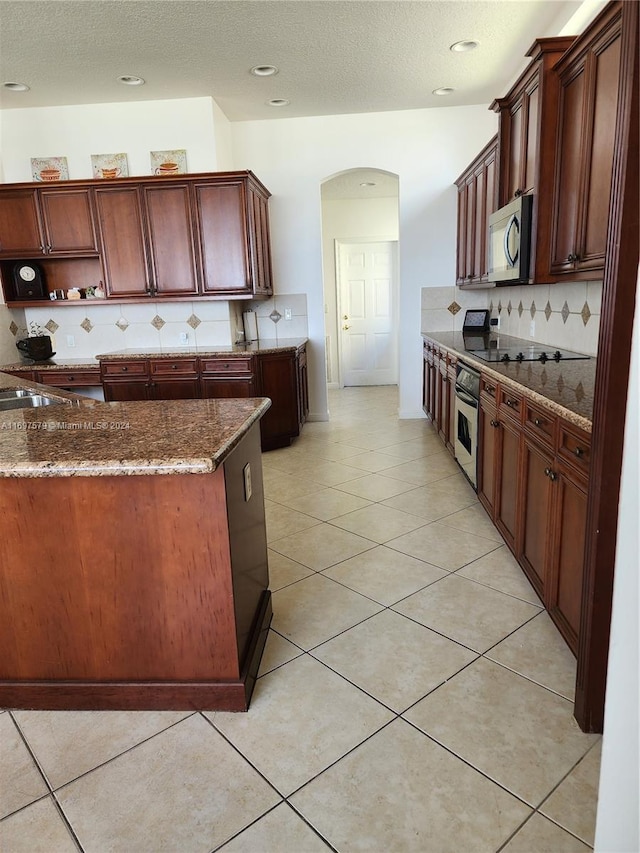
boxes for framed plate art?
[150,149,187,176]
[91,152,129,180]
[31,156,69,182]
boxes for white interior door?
[337,240,398,386]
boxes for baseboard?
[398,408,428,420]
[307,411,329,422]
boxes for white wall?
[0,96,223,181]
[232,105,497,419]
[321,195,399,387]
[594,267,640,853]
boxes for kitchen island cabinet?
[0,373,272,711]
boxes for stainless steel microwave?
[488,195,533,283]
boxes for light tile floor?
[1,386,601,852]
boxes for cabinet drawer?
[150,358,198,377]
[498,386,523,420]
[523,401,556,448]
[101,360,149,377]
[199,357,253,375]
[39,369,101,387]
[558,423,591,475]
[480,376,498,400]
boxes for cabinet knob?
[484,384,495,394]
[171,364,177,370]
[67,375,74,381]
[567,253,579,263]
[574,446,584,457]
[544,467,558,481]
[490,420,499,428]
[121,366,128,372]
[514,189,523,197]
[505,398,517,407]
[534,418,544,427]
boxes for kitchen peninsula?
[0,370,272,711]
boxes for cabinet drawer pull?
[121,366,128,372]
[544,467,558,481]
[484,384,496,394]
[574,446,584,457]
[490,420,499,428]
[67,375,74,381]
[514,189,523,197]
[534,418,545,427]
[171,364,177,370]
[505,398,517,408]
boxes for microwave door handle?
[503,213,520,267]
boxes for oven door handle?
[455,387,478,407]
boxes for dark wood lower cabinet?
[518,436,555,599]
[98,345,308,450]
[477,397,498,516]
[494,415,520,552]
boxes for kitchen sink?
[0,390,69,411]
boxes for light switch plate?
[284,308,292,320]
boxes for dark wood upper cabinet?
[549,1,622,278]
[94,186,151,297]
[0,187,98,258]
[39,188,98,255]
[0,171,273,303]
[142,183,199,296]
[455,135,498,287]
[491,36,575,285]
[192,174,273,298]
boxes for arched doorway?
[320,168,400,389]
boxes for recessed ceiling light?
[3,81,30,92]
[432,87,455,96]
[267,98,290,107]
[250,65,278,77]
[117,75,145,86]
[450,40,479,53]
[360,182,377,187]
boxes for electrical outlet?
[284,308,292,321]
[66,335,75,348]
[529,320,536,337]
[179,332,189,345]
[243,463,252,501]
[493,316,500,329]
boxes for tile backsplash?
[422,281,602,356]
[5,295,309,361]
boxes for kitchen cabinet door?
[550,3,622,277]
[193,181,251,296]
[142,183,199,296]
[494,415,520,553]
[103,380,150,401]
[250,188,273,297]
[39,188,98,255]
[547,464,588,653]
[518,435,554,598]
[149,377,200,400]
[500,72,540,205]
[0,189,44,257]
[454,136,498,287]
[296,345,309,428]
[94,186,152,297]
[446,363,457,454]
[200,378,254,399]
[477,397,498,517]
[257,351,300,450]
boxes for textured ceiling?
[0,0,585,120]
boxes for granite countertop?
[94,338,308,360]
[0,358,100,371]
[422,331,596,431]
[0,370,270,478]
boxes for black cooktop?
[470,345,590,364]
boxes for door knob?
[343,315,349,320]
[343,323,351,330]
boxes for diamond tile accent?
[497,300,502,314]
[9,320,18,336]
[116,318,129,332]
[447,301,461,316]
[561,301,570,324]
[544,301,552,322]
[270,309,282,324]
[151,314,165,331]
[187,313,201,330]
[517,301,524,318]
[80,318,93,333]
[489,300,494,313]
[530,301,536,319]
[507,300,512,316]
[45,319,59,334]
[581,302,592,326]
[575,382,585,403]
[557,375,565,393]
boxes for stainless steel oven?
[454,363,480,488]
